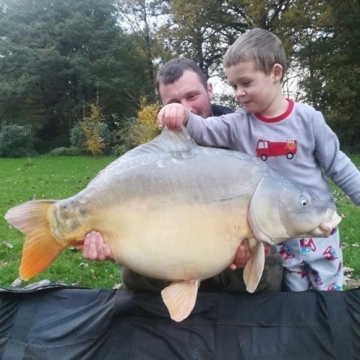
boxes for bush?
[112,143,128,156]
[112,99,161,154]
[68,146,83,156]
[71,121,118,156]
[70,124,87,154]
[0,124,35,158]
[98,123,118,155]
[48,147,72,156]
[115,117,137,153]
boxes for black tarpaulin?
[0,281,359,360]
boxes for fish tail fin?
[161,279,200,322]
[243,238,265,293]
[5,200,66,281]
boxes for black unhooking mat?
[0,281,360,360]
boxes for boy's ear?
[272,64,283,80]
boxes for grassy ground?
[0,154,360,289]
[0,156,120,288]
[330,154,360,287]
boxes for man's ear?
[272,64,283,81]
[207,81,214,100]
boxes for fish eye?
[299,195,309,207]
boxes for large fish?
[5,127,341,322]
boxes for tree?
[284,0,360,146]
[115,0,171,101]
[0,0,152,150]
[81,103,106,156]
[157,0,297,78]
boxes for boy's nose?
[236,88,246,97]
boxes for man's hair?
[156,58,208,94]
[223,28,287,81]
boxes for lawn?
[0,156,120,288]
[1,154,360,289]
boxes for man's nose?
[181,100,194,113]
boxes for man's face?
[159,70,213,118]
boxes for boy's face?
[225,61,282,116]
[158,70,214,118]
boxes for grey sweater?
[186,99,360,206]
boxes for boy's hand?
[157,103,189,130]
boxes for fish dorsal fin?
[93,126,196,180]
[243,238,265,293]
[161,279,200,322]
[124,125,195,159]
[153,125,196,154]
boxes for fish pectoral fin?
[161,279,200,322]
[5,200,66,281]
[243,238,265,293]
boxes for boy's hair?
[156,58,208,93]
[223,28,287,81]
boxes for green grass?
[0,156,120,289]
[330,154,360,285]
[1,154,360,289]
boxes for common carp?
[5,126,341,322]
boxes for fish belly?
[96,197,251,281]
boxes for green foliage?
[49,147,72,156]
[278,1,360,146]
[113,117,138,155]
[70,124,88,154]
[0,0,153,143]
[0,123,35,158]
[71,120,118,156]
[98,124,118,155]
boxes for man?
[155,58,233,118]
[82,58,283,293]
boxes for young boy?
[157,28,360,291]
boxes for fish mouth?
[316,209,342,237]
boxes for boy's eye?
[231,84,237,90]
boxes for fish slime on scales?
[5,126,341,322]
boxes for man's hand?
[157,103,189,130]
[83,231,115,261]
[229,240,271,270]
[81,232,271,269]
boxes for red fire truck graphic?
[256,139,297,161]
